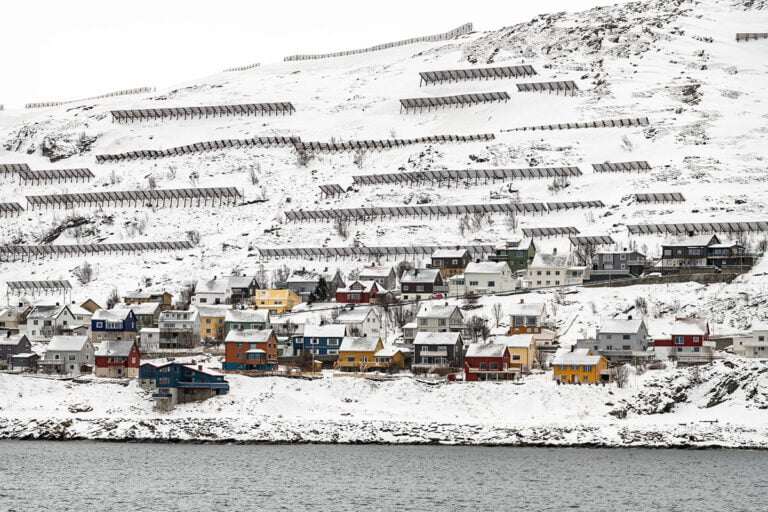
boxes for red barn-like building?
[335,280,379,304]
[94,339,140,378]
[654,317,713,356]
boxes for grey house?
[0,333,31,364]
[282,268,345,301]
[359,265,397,291]
[40,335,95,375]
[590,251,646,281]
[578,317,649,361]
[412,331,463,372]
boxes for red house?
[335,280,379,304]
[94,339,140,378]
[463,343,518,381]
[222,329,278,371]
[654,317,713,357]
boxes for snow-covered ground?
[1,0,768,445]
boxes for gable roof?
[492,334,535,348]
[115,302,161,316]
[95,339,136,357]
[303,324,347,338]
[530,253,570,268]
[465,343,508,358]
[192,305,230,318]
[225,309,269,323]
[509,302,546,317]
[495,238,534,251]
[225,328,275,343]
[600,318,645,334]
[670,317,709,336]
[375,346,407,358]
[196,279,230,294]
[0,334,28,346]
[339,336,381,352]
[287,268,340,283]
[28,305,68,319]
[417,303,461,320]
[553,347,602,366]
[93,308,132,322]
[359,265,394,278]
[464,261,509,274]
[413,331,461,345]
[662,234,719,247]
[337,280,378,294]
[401,268,441,284]
[124,290,169,299]
[47,335,89,352]
[432,248,468,259]
[335,306,377,323]
[227,276,256,289]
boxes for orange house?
[223,329,279,371]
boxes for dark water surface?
[0,441,764,511]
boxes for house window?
[514,317,524,326]
[68,355,76,361]
[419,319,428,326]
[546,271,551,276]
[584,366,592,372]
[582,375,589,381]
[526,317,537,326]
[310,339,319,345]
[328,339,339,346]
[620,254,627,260]
[479,363,487,370]
[622,334,630,340]
[348,294,361,301]
[674,336,684,345]
[95,322,103,329]
[555,271,560,276]
[536,271,542,276]
[200,298,207,303]
[347,356,355,362]
[512,355,521,361]
[622,345,630,351]
[487,281,495,287]
[206,319,212,324]
[416,286,424,292]
[237,353,244,359]
[693,337,700,343]
[469,281,479,286]
[327,349,338,355]
[489,363,498,370]
[438,319,446,326]
[237,343,244,349]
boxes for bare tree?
[272,264,291,287]
[491,303,504,328]
[147,175,157,189]
[248,165,259,185]
[334,217,350,238]
[106,287,120,309]
[176,281,196,310]
[462,292,480,308]
[255,264,269,289]
[73,261,94,285]
[391,303,418,329]
[394,261,414,280]
[547,175,570,194]
[612,364,630,388]
[167,165,177,180]
[466,315,490,343]
[296,148,313,167]
[352,149,365,169]
[574,242,597,267]
[533,344,547,369]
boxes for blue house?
[292,324,347,356]
[92,308,138,342]
[139,361,229,410]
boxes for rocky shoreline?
[2,417,766,449]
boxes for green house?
[489,238,536,272]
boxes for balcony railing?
[419,350,448,357]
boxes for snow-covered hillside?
[0,0,767,335]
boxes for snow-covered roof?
[227,276,256,288]
[140,327,160,334]
[336,306,377,323]
[509,302,546,317]
[553,347,602,366]
[28,305,67,319]
[303,324,347,338]
[403,321,417,329]
[67,304,92,316]
[225,328,274,343]
[115,302,161,316]
[417,303,461,320]
[287,268,339,283]
[182,364,224,377]
[159,309,199,321]
[0,334,27,346]
[225,309,269,323]
[337,280,378,293]
[495,238,533,251]
[47,335,89,352]
[493,334,535,348]
[530,253,569,268]
[464,261,509,274]
[124,290,168,299]
[375,346,406,357]
[465,343,508,358]
[11,352,37,359]
[92,308,132,322]
[413,331,460,345]
[192,305,230,318]
[671,317,708,336]
[600,318,644,334]
[359,265,393,278]
[662,234,718,247]
[95,339,135,357]
[196,278,230,294]
[339,336,380,352]
[400,268,441,284]
[432,248,467,258]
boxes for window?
[479,363,487,370]
[206,319,211,324]
[674,336,684,345]
[622,334,630,340]
[95,322,103,329]
[693,336,700,343]
[557,365,566,371]
[327,349,338,355]
[249,343,258,349]
[68,354,76,361]
[555,271,560,276]
[536,271,542,276]
[620,254,626,260]
[693,347,700,352]
[237,353,244,359]
[546,271,551,276]
[310,338,319,345]
[200,298,207,303]
[348,293,361,301]
[583,375,589,381]
[514,317,524,326]
[419,319,428,326]
[469,281,479,286]
[603,254,612,262]
[328,339,339,346]
[607,334,612,340]
[489,363,498,370]
[487,281,495,287]
[347,356,355,362]
[526,317,537,326]
[416,285,424,292]
[512,355,521,361]
[759,336,765,342]
[438,319,446,326]
[555,281,560,285]
[237,343,244,349]
[584,366,592,372]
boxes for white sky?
[0,0,629,108]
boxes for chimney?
[213,275,217,280]
[519,299,524,304]
[628,315,633,320]
[198,365,203,371]
[56,302,60,306]
[552,248,558,255]
[324,267,328,272]
[6,331,10,338]
[570,345,575,352]
[444,302,448,306]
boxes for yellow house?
[253,289,301,314]
[194,305,229,341]
[552,347,610,384]
[373,346,407,371]
[336,337,384,372]
[495,334,536,371]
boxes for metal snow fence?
[592,161,651,173]
[6,280,72,295]
[0,163,30,176]
[400,92,510,113]
[736,33,768,42]
[634,192,685,203]
[546,201,605,211]
[516,81,578,96]
[257,243,495,260]
[352,166,581,186]
[25,187,242,210]
[570,235,615,246]
[17,168,94,185]
[319,184,346,198]
[419,65,536,86]
[0,203,24,217]
[24,87,154,109]
[95,136,299,162]
[522,226,580,238]
[294,133,495,153]
[110,102,296,123]
[0,240,196,262]
[626,221,768,235]
[505,117,649,132]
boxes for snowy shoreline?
[2,417,767,450]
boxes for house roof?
[339,336,381,352]
[465,343,508,358]
[192,305,230,318]
[509,302,546,317]
[125,290,168,299]
[432,248,468,259]
[464,261,509,274]
[492,334,534,348]
[417,303,461,320]
[140,327,160,334]
[95,339,136,357]
[671,317,708,336]
[11,352,37,359]
[0,334,28,346]
[400,268,441,284]
[115,302,161,316]
[337,280,378,294]
[495,238,534,251]
[47,335,89,352]
[93,308,132,322]
[375,346,406,357]
[662,234,719,247]
[159,309,199,321]
[553,347,602,366]
[182,364,224,377]
[359,265,394,278]
[225,309,269,323]
[413,331,461,345]
[530,253,569,268]
[303,324,347,338]
[196,279,230,294]
[225,328,274,343]
[600,318,644,334]
[227,276,256,289]
[28,305,67,319]
[336,306,377,323]
[67,304,92,316]
[287,268,339,283]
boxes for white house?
[359,265,397,291]
[335,305,381,338]
[139,327,161,352]
[522,250,590,289]
[158,310,202,348]
[508,300,556,347]
[40,335,95,375]
[24,305,78,342]
[415,303,465,334]
[191,278,232,306]
[735,322,768,358]
[449,261,518,295]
